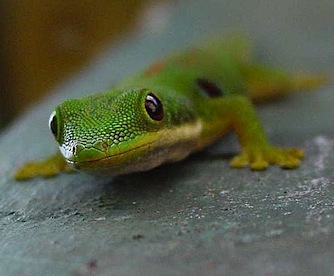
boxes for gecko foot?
[230,146,304,170]
[14,153,74,181]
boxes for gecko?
[14,35,326,180]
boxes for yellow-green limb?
[14,152,74,181]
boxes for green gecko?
[14,35,326,180]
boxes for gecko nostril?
[101,141,109,151]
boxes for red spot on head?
[144,61,165,78]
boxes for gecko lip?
[62,141,156,166]
[65,141,162,175]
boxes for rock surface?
[0,0,333,275]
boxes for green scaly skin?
[14,35,326,180]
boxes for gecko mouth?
[62,139,156,165]
[65,139,175,176]
[60,120,203,174]
[67,141,155,164]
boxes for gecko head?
[48,88,198,175]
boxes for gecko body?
[14,35,326,180]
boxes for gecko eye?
[145,93,164,121]
[49,111,58,139]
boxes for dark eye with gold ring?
[49,111,58,139]
[145,93,164,121]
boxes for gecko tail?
[286,73,329,92]
[241,64,329,102]
[200,33,329,102]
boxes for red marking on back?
[144,61,165,77]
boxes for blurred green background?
[0,0,168,129]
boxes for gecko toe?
[230,154,249,168]
[250,158,269,170]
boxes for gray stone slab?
[0,0,333,275]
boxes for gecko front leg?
[14,152,74,180]
[206,96,304,170]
